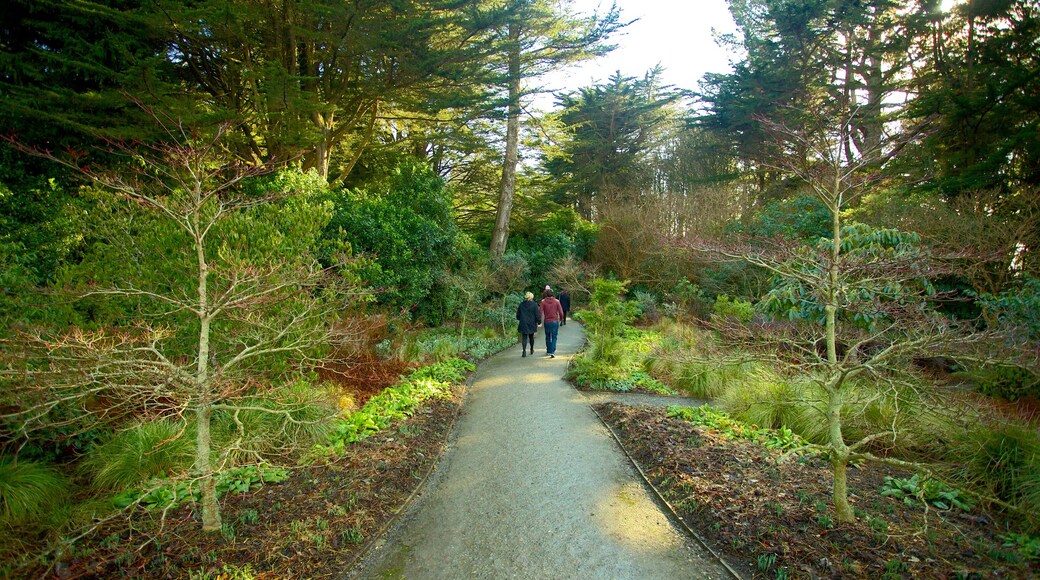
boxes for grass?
[0,458,68,524]
[82,419,193,491]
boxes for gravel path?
[351,323,731,579]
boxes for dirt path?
[352,323,731,579]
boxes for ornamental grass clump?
[83,420,193,491]
[0,459,68,525]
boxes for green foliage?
[547,70,680,209]
[944,420,1040,529]
[959,365,1040,402]
[415,328,515,362]
[213,378,338,464]
[321,358,473,453]
[734,194,832,241]
[631,290,659,321]
[574,279,638,365]
[717,375,829,444]
[569,325,673,394]
[758,223,929,328]
[323,162,460,316]
[0,459,68,524]
[666,277,711,319]
[880,474,973,512]
[712,294,754,323]
[112,464,289,511]
[506,233,574,291]
[666,405,809,453]
[1001,533,1040,562]
[977,276,1040,340]
[83,420,193,491]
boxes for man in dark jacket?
[558,288,570,325]
[516,291,541,357]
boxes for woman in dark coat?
[516,291,541,357]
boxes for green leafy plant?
[959,364,1040,402]
[111,464,289,510]
[880,474,973,511]
[1001,533,1040,562]
[757,552,778,571]
[712,294,754,323]
[666,405,813,453]
[319,358,472,453]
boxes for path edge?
[340,351,495,578]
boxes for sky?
[538,0,740,102]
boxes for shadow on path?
[350,322,730,579]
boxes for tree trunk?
[489,23,522,259]
[825,175,854,524]
[194,229,221,532]
[196,403,220,531]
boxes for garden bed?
[595,402,1038,579]
[50,393,463,579]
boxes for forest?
[1,0,1039,577]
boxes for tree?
[677,94,1010,524]
[322,161,461,318]
[3,116,361,532]
[158,0,498,181]
[487,0,623,257]
[545,69,679,218]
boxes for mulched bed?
[53,392,463,579]
[595,402,1038,579]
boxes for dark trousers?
[521,333,535,352]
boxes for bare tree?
[2,114,364,532]
[673,103,1019,523]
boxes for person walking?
[539,286,565,358]
[516,291,541,358]
[558,288,570,326]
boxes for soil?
[595,402,1039,579]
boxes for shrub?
[0,459,68,524]
[213,378,337,464]
[717,375,829,444]
[943,420,1040,530]
[667,277,711,319]
[320,358,473,452]
[322,162,461,316]
[713,294,754,323]
[632,290,659,322]
[83,420,193,490]
[575,279,638,365]
[959,365,1040,401]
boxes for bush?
[632,290,659,322]
[320,358,473,453]
[83,420,193,490]
[717,375,829,444]
[667,277,711,319]
[713,294,754,323]
[943,420,1040,530]
[322,162,461,316]
[0,459,68,524]
[960,365,1040,401]
[213,379,337,464]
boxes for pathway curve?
[351,322,730,579]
